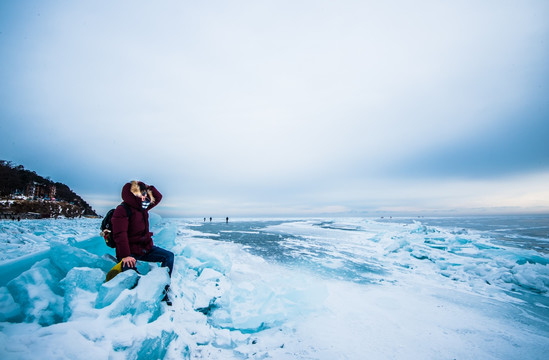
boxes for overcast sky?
[1,0,548,218]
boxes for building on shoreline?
[25,182,56,201]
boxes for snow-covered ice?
[1,215,548,359]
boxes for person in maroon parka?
[111,180,174,303]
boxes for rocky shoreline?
[0,199,99,220]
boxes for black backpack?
[100,202,132,248]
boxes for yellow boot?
[105,261,123,282]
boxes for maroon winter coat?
[111,181,162,259]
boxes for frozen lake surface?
[1,215,548,359]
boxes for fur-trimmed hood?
[129,180,156,204]
[121,180,161,211]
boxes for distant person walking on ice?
[111,181,174,304]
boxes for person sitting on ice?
[111,180,174,305]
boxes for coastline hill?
[0,160,98,219]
